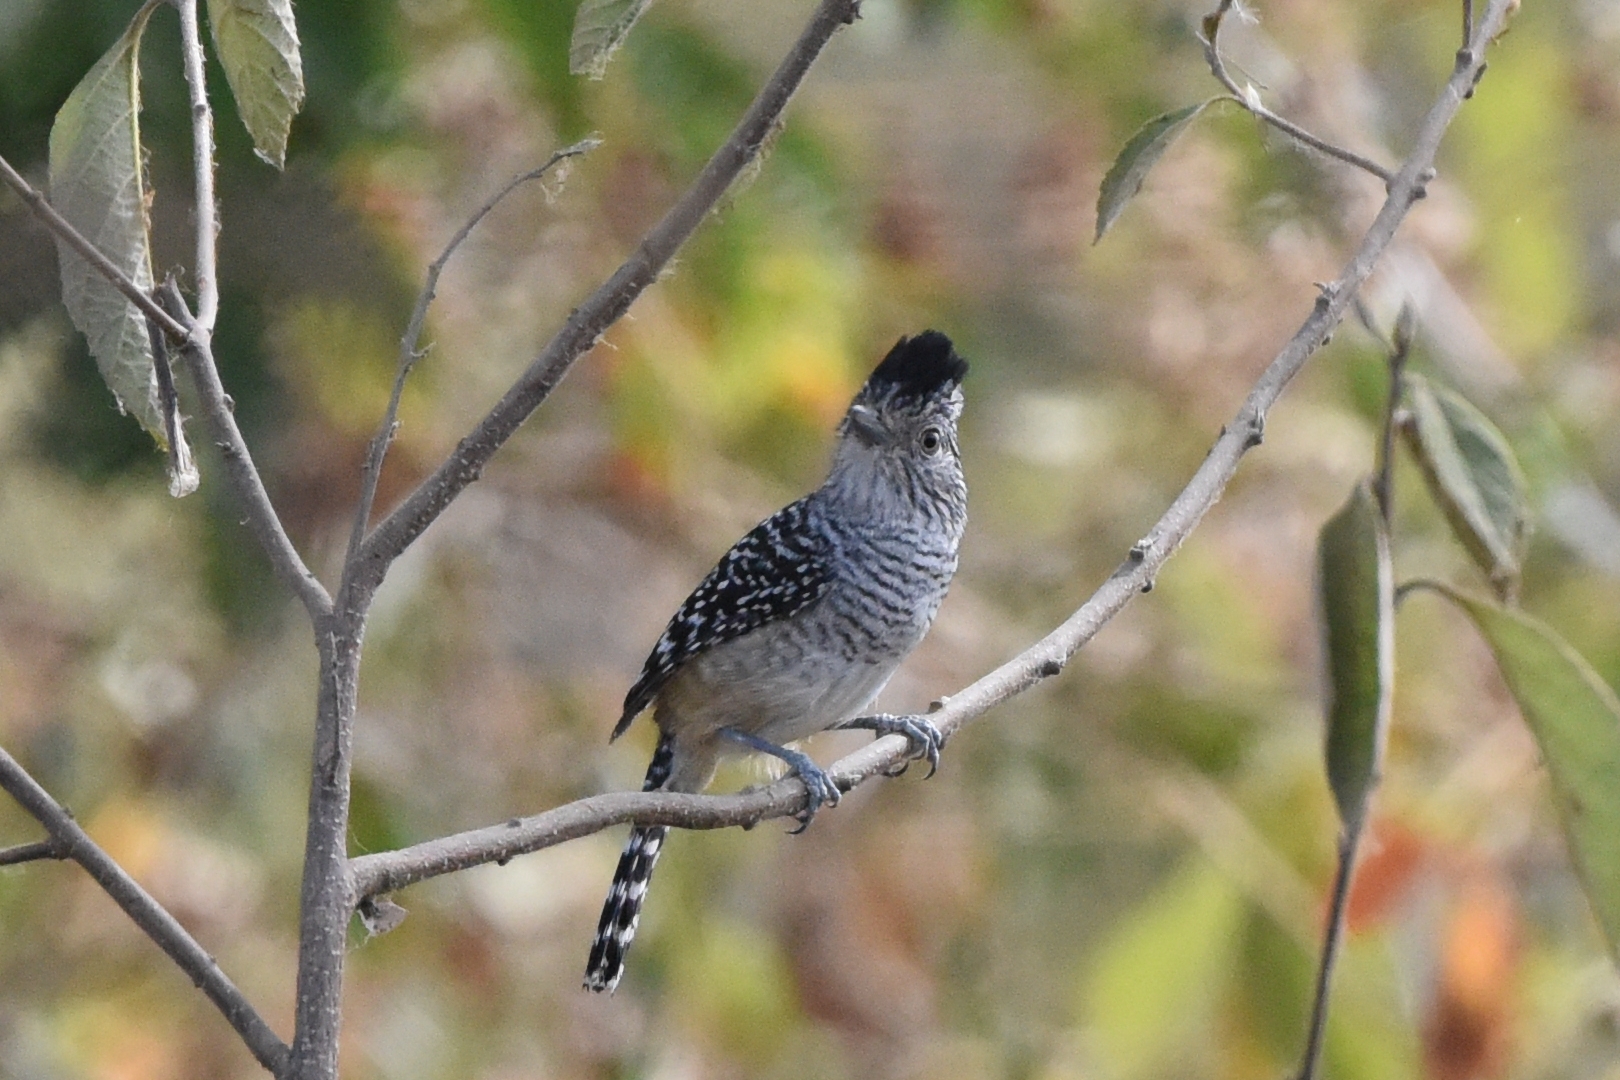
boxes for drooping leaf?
[570,0,655,80]
[1437,586,1620,964]
[48,4,163,440]
[1402,374,1530,599]
[207,0,304,167]
[1318,479,1394,829]
[1095,99,1219,243]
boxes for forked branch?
[1201,0,1394,183]
[352,0,1517,907]
[348,0,864,598]
[345,137,602,566]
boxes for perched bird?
[584,330,969,993]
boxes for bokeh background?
[3,0,1620,1077]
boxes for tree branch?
[350,0,1516,908]
[0,152,190,341]
[0,838,66,866]
[1201,0,1394,183]
[348,0,863,597]
[156,282,333,620]
[344,138,602,568]
[176,0,221,333]
[0,746,290,1077]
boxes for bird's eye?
[919,426,944,455]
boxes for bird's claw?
[845,714,946,779]
[789,762,842,834]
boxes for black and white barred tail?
[584,734,675,992]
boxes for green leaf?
[1438,586,1620,964]
[48,4,163,440]
[570,0,655,80]
[1094,99,1219,243]
[207,0,305,167]
[1402,374,1530,599]
[1318,479,1394,829]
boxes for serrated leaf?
[48,4,163,440]
[1318,479,1394,829]
[1436,585,1620,964]
[570,0,654,80]
[1403,374,1530,599]
[1095,100,1218,243]
[207,0,304,167]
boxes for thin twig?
[349,0,1515,910]
[156,283,333,620]
[1373,304,1414,520]
[1295,816,1366,1080]
[349,0,864,599]
[0,746,290,1076]
[175,0,220,332]
[344,138,601,566]
[0,838,65,866]
[0,152,189,341]
[1201,0,1394,183]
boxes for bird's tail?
[583,733,674,993]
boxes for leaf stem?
[1373,304,1414,522]
[1295,815,1367,1080]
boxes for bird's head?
[840,329,967,457]
[830,331,968,515]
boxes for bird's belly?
[669,610,918,747]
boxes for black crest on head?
[859,330,968,407]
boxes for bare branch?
[350,0,1516,908]
[0,152,190,341]
[156,281,333,620]
[0,746,290,1077]
[0,838,65,866]
[1201,0,1394,183]
[345,138,602,567]
[176,0,221,332]
[350,0,863,597]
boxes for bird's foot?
[718,727,841,834]
[840,713,946,778]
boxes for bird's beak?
[844,403,886,448]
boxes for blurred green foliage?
[2,0,1620,1078]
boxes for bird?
[583,329,969,994]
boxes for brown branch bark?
[350,0,1515,908]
